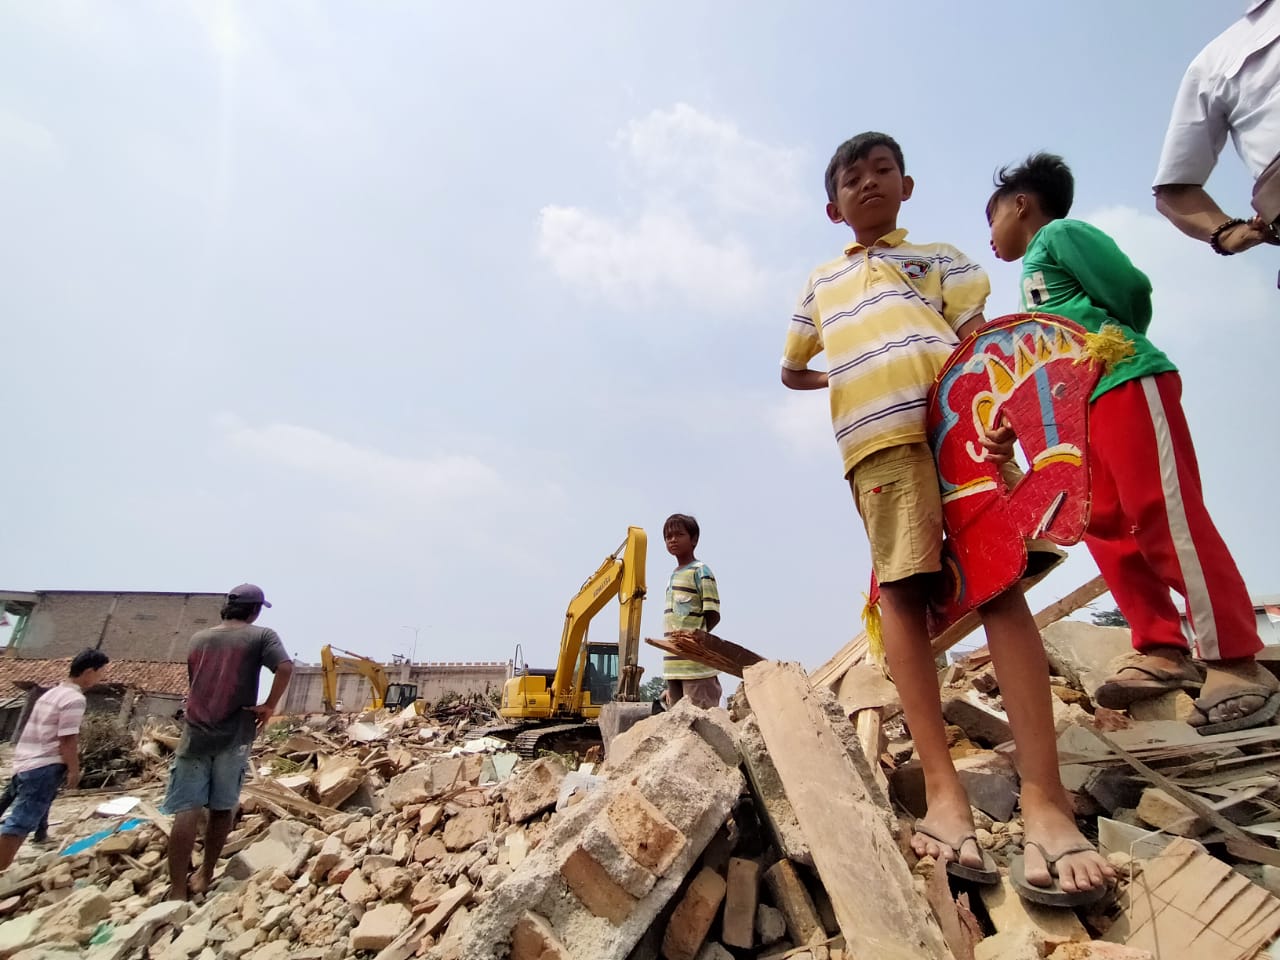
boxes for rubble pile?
[2,613,1280,960]
[76,715,146,790]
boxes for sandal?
[1010,841,1108,908]
[1190,662,1280,736]
[1093,651,1203,710]
[913,824,999,885]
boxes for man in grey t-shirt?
[164,583,293,900]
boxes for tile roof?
[0,658,188,698]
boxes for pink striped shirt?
[13,682,85,774]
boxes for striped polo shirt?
[663,561,720,681]
[13,682,85,774]
[782,229,990,475]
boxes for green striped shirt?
[663,561,720,680]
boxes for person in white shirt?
[0,649,109,870]
[1153,0,1280,256]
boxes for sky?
[2,2,1276,683]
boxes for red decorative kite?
[866,314,1102,643]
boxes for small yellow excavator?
[499,526,654,756]
[319,644,423,713]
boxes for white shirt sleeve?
[1153,60,1232,187]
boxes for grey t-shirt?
[179,623,288,757]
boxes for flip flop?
[1191,665,1280,736]
[913,825,999,885]
[1010,841,1108,908]
[1093,653,1203,710]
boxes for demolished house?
[0,578,1279,959]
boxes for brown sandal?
[1093,652,1203,710]
[1190,663,1280,735]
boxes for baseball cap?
[227,583,272,608]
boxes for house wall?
[10,591,224,662]
[279,661,510,715]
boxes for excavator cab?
[583,642,619,709]
[384,683,420,712]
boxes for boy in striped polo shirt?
[781,132,1113,906]
[661,514,722,709]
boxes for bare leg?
[0,833,24,871]
[980,589,1114,893]
[168,809,202,900]
[881,576,985,871]
[189,809,235,896]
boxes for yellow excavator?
[499,526,653,756]
[319,645,423,713]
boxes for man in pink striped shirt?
[0,649,109,870]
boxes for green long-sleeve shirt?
[1020,219,1177,400]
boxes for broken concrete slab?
[892,751,1020,823]
[226,819,309,881]
[1135,787,1206,837]
[432,700,743,960]
[506,757,568,824]
[942,692,1012,747]
[980,876,1088,954]
[745,661,949,960]
[737,715,812,868]
[1040,621,1134,700]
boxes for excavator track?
[513,722,602,760]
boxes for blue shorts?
[0,763,66,837]
[161,744,250,813]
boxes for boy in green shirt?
[987,153,1277,735]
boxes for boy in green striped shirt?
[661,514,722,708]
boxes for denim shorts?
[161,744,250,813]
[0,763,66,837]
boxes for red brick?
[560,847,638,924]
[721,858,759,949]
[510,911,570,960]
[606,786,688,876]
[661,868,727,960]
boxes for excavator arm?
[550,526,647,713]
[320,644,392,711]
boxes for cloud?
[537,206,769,311]
[217,417,503,504]
[765,390,838,459]
[537,104,801,312]
[0,109,61,163]
[615,102,804,216]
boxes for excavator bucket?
[598,700,658,757]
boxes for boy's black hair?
[221,600,262,622]
[825,132,905,202]
[663,513,700,542]
[70,649,110,678]
[988,152,1074,220]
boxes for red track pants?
[1085,372,1260,662]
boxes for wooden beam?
[744,661,951,960]
[1091,730,1280,867]
[811,573,1109,692]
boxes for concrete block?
[942,693,1012,747]
[350,903,411,952]
[661,868,727,960]
[443,807,492,851]
[1135,787,1206,837]
[510,912,569,960]
[560,847,639,924]
[762,859,823,947]
[980,876,1088,954]
[606,786,687,876]
[737,716,812,867]
[975,927,1043,960]
[721,858,758,949]
[1047,943,1155,960]
[756,904,786,945]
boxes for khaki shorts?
[848,443,944,583]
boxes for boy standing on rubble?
[661,514,722,709]
[0,649,110,870]
[986,153,1277,735]
[780,133,1113,905]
